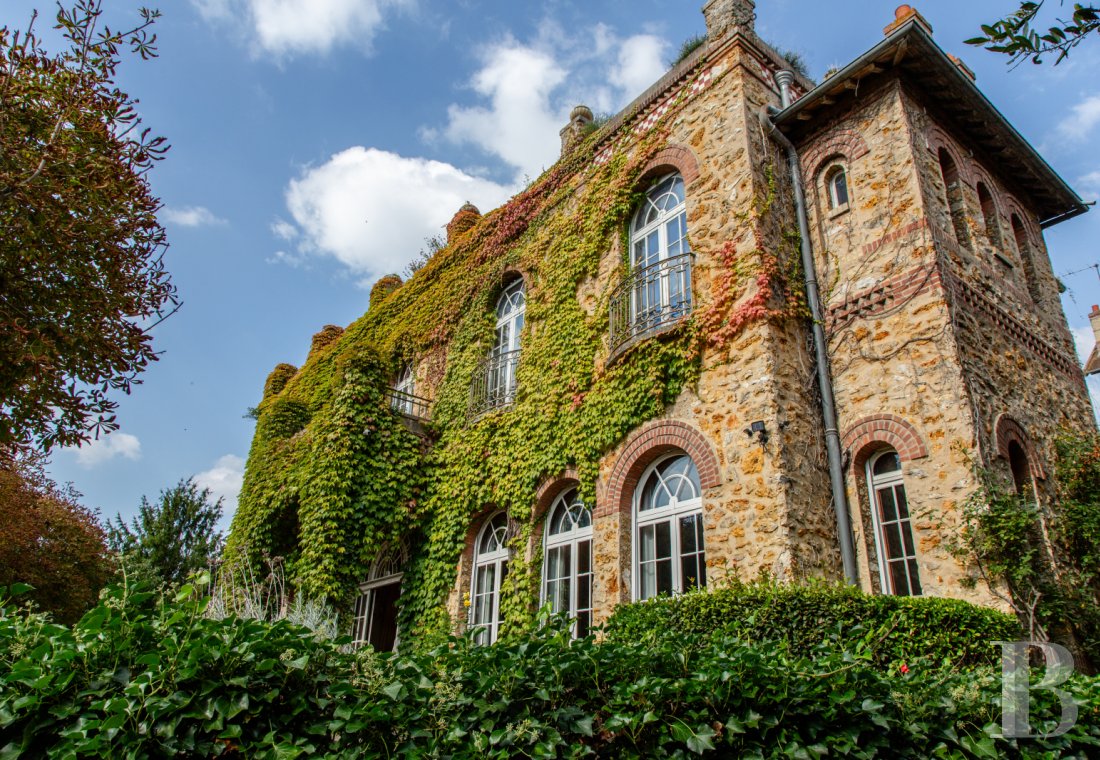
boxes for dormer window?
[824,164,849,210]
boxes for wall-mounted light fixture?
[744,420,768,446]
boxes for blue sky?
[7,0,1100,533]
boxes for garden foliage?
[2,582,1098,758]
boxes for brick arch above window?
[800,128,870,179]
[923,127,973,185]
[534,468,581,524]
[598,420,720,519]
[639,144,701,187]
[994,414,1045,480]
[842,414,929,471]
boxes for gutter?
[764,71,859,586]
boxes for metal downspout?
[765,70,859,585]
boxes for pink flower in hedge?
[899,663,910,674]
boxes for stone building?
[233,2,1094,651]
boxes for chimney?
[446,202,481,244]
[559,105,594,156]
[1090,305,1100,343]
[1085,305,1100,375]
[884,4,933,37]
[702,0,755,40]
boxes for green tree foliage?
[968,2,1100,65]
[1,581,1098,757]
[0,452,112,624]
[953,431,1100,669]
[108,479,224,589]
[0,1,178,453]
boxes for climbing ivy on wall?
[229,65,805,645]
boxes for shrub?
[1,582,1097,758]
[603,579,1020,670]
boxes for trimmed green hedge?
[604,580,1021,670]
[2,582,1098,758]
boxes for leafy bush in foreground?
[1,582,1098,758]
[604,579,1020,670]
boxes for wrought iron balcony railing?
[469,349,520,419]
[609,253,694,357]
[386,387,432,422]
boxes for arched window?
[390,363,416,416]
[976,183,1003,251]
[937,148,972,252]
[542,488,593,637]
[1008,441,1035,500]
[617,173,692,345]
[634,454,706,600]
[866,450,922,597]
[352,541,407,651]
[1011,214,1042,302]
[824,163,850,210]
[473,279,525,416]
[471,512,510,644]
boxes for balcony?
[386,387,432,422]
[609,253,694,358]
[469,349,520,420]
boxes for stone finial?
[369,275,403,308]
[884,4,933,36]
[446,201,481,243]
[559,104,594,156]
[702,0,756,40]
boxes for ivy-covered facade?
[229,1,1096,648]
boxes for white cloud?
[1055,93,1100,142]
[195,454,245,518]
[271,218,298,241]
[432,27,671,183]
[610,35,669,103]
[73,433,142,468]
[278,147,512,275]
[1071,325,1095,362]
[162,206,227,227]
[1077,169,1100,198]
[191,0,412,57]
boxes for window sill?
[827,203,851,220]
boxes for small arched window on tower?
[471,512,511,645]
[937,148,972,253]
[1008,441,1035,502]
[1011,214,1043,303]
[824,163,850,211]
[866,450,922,597]
[976,183,1004,254]
[542,488,593,638]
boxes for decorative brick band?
[598,420,720,518]
[825,263,941,330]
[800,127,871,179]
[861,218,928,257]
[994,414,1046,480]
[842,414,929,469]
[641,144,701,186]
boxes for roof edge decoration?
[771,20,1088,228]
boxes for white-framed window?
[634,454,706,600]
[352,542,407,651]
[866,450,922,597]
[471,512,510,645]
[390,363,416,416]
[629,173,692,328]
[542,488,593,638]
[824,163,850,209]
[485,279,525,407]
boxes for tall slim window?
[867,450,922,597]
[486,279,525,408]
[976,182,1003,251]
[629,173,692,332]
[1011,214,1042,302]
[937,148,972,252]
[634,454,706,600]
[542,488,593,638]
[824,164,849,209]
[1008,441,1034,500]
[471,512,510,645]
[352,542,406,652]
[390,363,416,416]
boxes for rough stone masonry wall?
[904,94,1096,493]
[797,78,999,606]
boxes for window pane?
[888,559,910,596]
[884,522,904,559]
[656,556,673,596]
[873,452,901,476]
[877,487,897,522]
[640,524,656,562]
[895,485,910,519]
[907,559,923,595]
[577,572,590,612]
[578,539,591,575]
[577,611,591,639]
